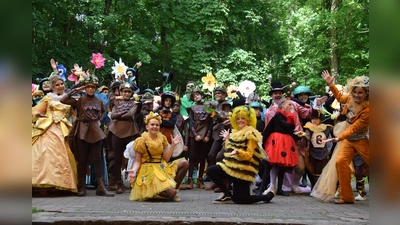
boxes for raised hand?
[171,134,182,145]
[315,95,328,106]
[219,129,230,140]
[66,88,78,97]
[321,70,337,85]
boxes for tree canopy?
[32,0,368,99]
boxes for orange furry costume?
[329,83,369,203]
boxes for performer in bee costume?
[207,106,274,204]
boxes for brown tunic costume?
[108,99,139,188]
[61,93,112,196]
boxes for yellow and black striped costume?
[217,126,267,183]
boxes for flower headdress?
[90,53,106,69]
[238,80,256,98]
[201,73,217,92]
[226,84,238,99]
[111,58,128,80]
[145,111,162,125]
[68,63,87,84]
[346,75,369,91]
[68,53,105,85]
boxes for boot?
[355,179,367,201]
[179,184,187,190]
[115,180,124,194]
[121,182,132,191]
[185,177,194,189]
[107,175,118,191]
[277,171,289,196]
[96,177,115,197]
[77,178,86,196]
[205,182,217,191]
[197,178,206,189]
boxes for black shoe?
[255,188,263,196]
[203,175,211,182]
[277,190,290,196]
[300,177,308,187]
[212,192,232,204]
[263,191,275,203]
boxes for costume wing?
[124,140,136,170]
[257,142,269,161]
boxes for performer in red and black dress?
[262,98,299,196]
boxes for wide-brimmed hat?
[161,91,176,107]
[292,86,312,96]
[110,81,121,90]
[98,85,109,93]
[83,74,100,87]
[269,81,284,96]
[213,87,227,95]
[141,92,154,104]
[126,68,136,76]
[249,101,263,110]
[190,87,204,101]
[120,82,134,91]
[142,88,155,95]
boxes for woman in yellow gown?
[32,75,78,194]
[126,112,184,201]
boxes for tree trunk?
[330,0,339,84]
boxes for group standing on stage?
[32,57,369,205]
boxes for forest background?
[32,0,368,99]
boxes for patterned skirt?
[264,132,298,167]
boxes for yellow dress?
[32,95,78,192]
[129,132,179,201]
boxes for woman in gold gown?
[32,75,78,194]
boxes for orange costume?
[329,82,369,203]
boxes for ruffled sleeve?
[133,136,146,155]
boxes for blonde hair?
[49,75,64,88]
[230,106,257,130]
[145,111,162,125]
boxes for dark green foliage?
[32,0,368,98]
